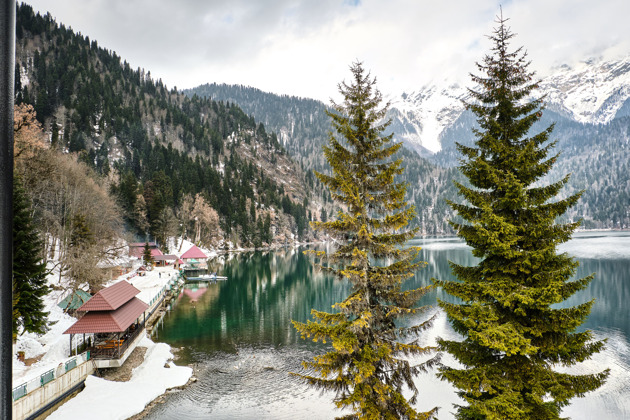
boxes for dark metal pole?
[0,0,15,418]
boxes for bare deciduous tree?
[192,193,220,247]
[19,149,124,292]
[14,103,46,161]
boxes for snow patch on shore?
[47,336,192,420]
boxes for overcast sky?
[24,0,630,102]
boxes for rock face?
[539,57,630,124]
[99,346,147,382]
[389,56,630,153]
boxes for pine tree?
[143,241,154,266]
[293,62,438,419]
[13,176,49,340]
[434,14,609,419]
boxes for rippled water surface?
[145,232,630,419]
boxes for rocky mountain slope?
[185,84,460,235]
[14,4,325,248]
[389,56,630,155]
[189,56,630,231]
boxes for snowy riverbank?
[47,336,192,420]
[12,239,214,418]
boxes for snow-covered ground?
[47,336,192,420]
[11,239,214,418]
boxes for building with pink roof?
[180,245,208,262]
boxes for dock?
[186,273,227,282]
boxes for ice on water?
[560,231,630,260]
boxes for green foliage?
[143,242,154,266]
[293,62,438,419]
[70,213,93,248]
[12,176,49,340]
[187,83,459,235]
[15,3,311,246]
[434,15,609,419]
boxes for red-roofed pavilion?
[64,281,148,367]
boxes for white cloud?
[24,0,630,101]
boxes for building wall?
[12,355,94,420]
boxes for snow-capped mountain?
[387,82,467,155]
[540,57,630,124]
[390,56,630,154]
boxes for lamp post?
[0,1,15,418]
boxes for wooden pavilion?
[63,280,148,368]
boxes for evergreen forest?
[14,4,324,255]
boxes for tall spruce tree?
[434,14,609,419]
[143,241,154,266]
[292,62,439,419]
[13,176,49,340]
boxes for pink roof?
[129,246,164,259]
[181,245,208,260]
[64,297,148,334]
[78,281,140,312]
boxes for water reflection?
[147,234,630,419]
[157,249,352,363]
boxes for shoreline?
[204,227,630,255]
[17,230,629,418]
[127,358,200,420]
[45,336,193,420]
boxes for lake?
[144,232,630,419]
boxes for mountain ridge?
[389,55,630,153]
[188,58,630,231]
[14,4,325,249]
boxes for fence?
[40,369,54,387]
[12,352,90,402]
[64,358,77,372]
[12,384,27,401]
[12,352,94,420]
[145,284,170,321]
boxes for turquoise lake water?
[145,232,630,419]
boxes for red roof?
[129,246,164,259]
[78,281,140,312]
[181,245,208,260]
[64,297,148,334]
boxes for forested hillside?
[186,83,459,234]
[14,4,324,255]
[187,83,332,173]
[15,1,626,253]
[435,110,630,229]
[189,82,630,232]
